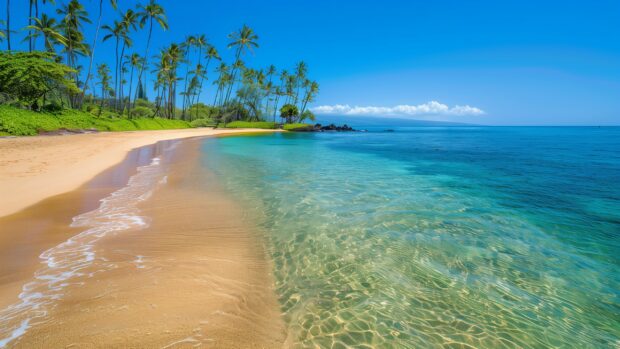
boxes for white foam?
[0,155,168,348]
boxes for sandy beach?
[0,133,285,348]
[0,128,279,218]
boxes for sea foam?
[0,155,167,348]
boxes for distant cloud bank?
[311,101,485,117]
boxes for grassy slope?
[224,121,277,129]
[283,123,313,131]
[0,105,191,136]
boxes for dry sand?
[0,128,278,218]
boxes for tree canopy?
[0,51,79,109]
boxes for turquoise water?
[201,127,620,348]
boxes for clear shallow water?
[201,127,620,348]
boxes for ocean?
[201,126,620,348]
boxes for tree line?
[0,0,319,124]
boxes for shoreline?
[0,136,286,347]
[0,128,280,218]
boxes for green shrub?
[190,118,216,127]
[224,121,277,129]
[129,106,154,118]
[283,123,314,131]
[0,105,191,136]
[188,103,219,121]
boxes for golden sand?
[0,128,280,218]
[0,137,285,348]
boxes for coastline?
[0,136,286,347]
[0,128,280,218]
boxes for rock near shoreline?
[300,123,360,132]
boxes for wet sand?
[0,137,286,348]
[0,128,280,217]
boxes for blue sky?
[6,0,620,125]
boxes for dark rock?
[311,123,357,132]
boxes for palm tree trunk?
[6,0,11,51]
[273,95,279,120]
[192,47,205,106]
[81,0,104,108]
[300,94,311,120]
[213,85,220,106]
[114,38,120,112]
[33,0,39,50]
[127,65,134,117]
[28,0,33,52]
[223,49,241,105]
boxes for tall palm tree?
[136,0,168,104]
[26,13,66,53]
[213,62,228,106]
[272,86,283,121]
[195,45,219,105]
[223,24,258,105]
[118,9,137,111]
[28,0,55,51]
[285,74,295,105]
[57,0,91,106]
[263,65,276,114]
[300,80,318,117]
[294,61,307,106]
[180,35,196,117]
[102,20,126,110]
[125,53,143,111]
[96,62,112,115]
[81,0,116,107]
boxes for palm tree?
[136,0,168,104]
[28,0,55,51]
[180,35,196,117]
[223,24,258,105]
[272,86,283,122]
[119,9,138,110]
[294,61,307,106]
[195,45,219,105]
[102,20,126,110]
[185,34,209,108]
[57,0,91,106]
[285,74,295,105]
[274,70,288,118]
[153,43,181,118]
[26,13,66,53]
[125,53,143,111]
[213,62,228,106]
[299,80,319,117]
[81,0,116,107]
[96,63,112,115]
[0,20,5,43]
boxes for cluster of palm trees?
[2,0,319,123]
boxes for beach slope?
[0,128,277,217]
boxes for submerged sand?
[0,128,279,218]
[0,135,286,348]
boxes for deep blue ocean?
[201,126,620,348]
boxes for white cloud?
[311,101,485,117]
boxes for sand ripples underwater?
[203,128,620,348]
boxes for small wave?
[0,156,167,348]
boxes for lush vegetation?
[0,0,320,135]
[224,121,277,129]
[0,105,188,136]
[283,123,314,131]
